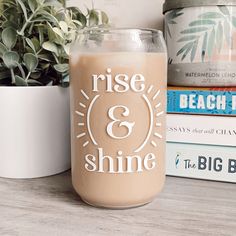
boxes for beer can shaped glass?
[70,28,167,208]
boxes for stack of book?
[166,87,236,183]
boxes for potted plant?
[0,0,108,178]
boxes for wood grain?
[0,171,235,236]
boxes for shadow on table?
[33,170,88,207]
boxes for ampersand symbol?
[106,105,135,139]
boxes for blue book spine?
[167,89,236,116]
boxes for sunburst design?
[76,84,163,152]
[83,141,89,147]
[155,103,161,109]
[75,90,99,148]
[152,90,160,101]
[134,85,163,152]
[147,85,153,94]
[79,102,86,108]
[154,132,162,139]
[81,89,90,100]
[75,111,85,117]
[151,141,157,147]
[156,111,164,117]
[77,132,86,139]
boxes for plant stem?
[36,48,43,55]
[18,8,39,36]
[52,53,60,64]
[10,68,16,84]
[17,63,26,79]
[25,72,31,81]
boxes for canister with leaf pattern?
[163,0,236,86]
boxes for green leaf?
[63,44,70,55]
[218,6,230,16]
[26,38,36,53]
[76,12,87,27]
[24,53,38,72]
[59,21,68,33]
[47,81,53,86]
[72,20,83,28]
[167,9,183,21]
[29,0,37,12]
[38,54,52,62]
[52,27,64,39]
[199,12,223,19]
[47,23,64,45]
[0,43,7,57]
[181,44,193,61]
[15,75,27,86]
[67,7,87,26]
[101,11,109,24]
[35,10,58,24]
[89,10,99,26]
[208,28,215,59]
[2,51,19,69]
[46,22,56,41]
[189,20,216,27]
[191,41,198,62]
[30,72,42,79]
[166,25,171,38]
[17,0,28,20]
[37,0,45,4]
[43,0,63,7]
[37,26,44,45]
[202,32,208,62]
[54,63,69,73]
[42,41,58,56]
[31,38,41,52]
[2,21,18,29]
[27,79,43,85]
[181,27,208,34]
[216,22,223,53]
[0,69,11,80]
[177,42,194,56]
[177,35,199,42]
[61,74,69,87]
[40,63,50,69]
[2,27,17,49]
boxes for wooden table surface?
[0,171,235,236]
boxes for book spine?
[167,89,236,116]
[166,142,236,183]
[167,114,236,147]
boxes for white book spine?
[166,142,236,183]
[167,114,236,147]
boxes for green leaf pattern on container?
[175,6,236,62]
[165,9,183,38]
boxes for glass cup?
[69,28,167,209]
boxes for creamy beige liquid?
[70,52,167,208]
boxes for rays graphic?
[75,89,99,147]
[134,85,163,152]
[76,86,163,151]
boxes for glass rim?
[77,27,163,36]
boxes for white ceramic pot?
[0,86,70,178]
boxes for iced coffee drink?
[70,29,167,208]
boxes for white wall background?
[67,0,165,30]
